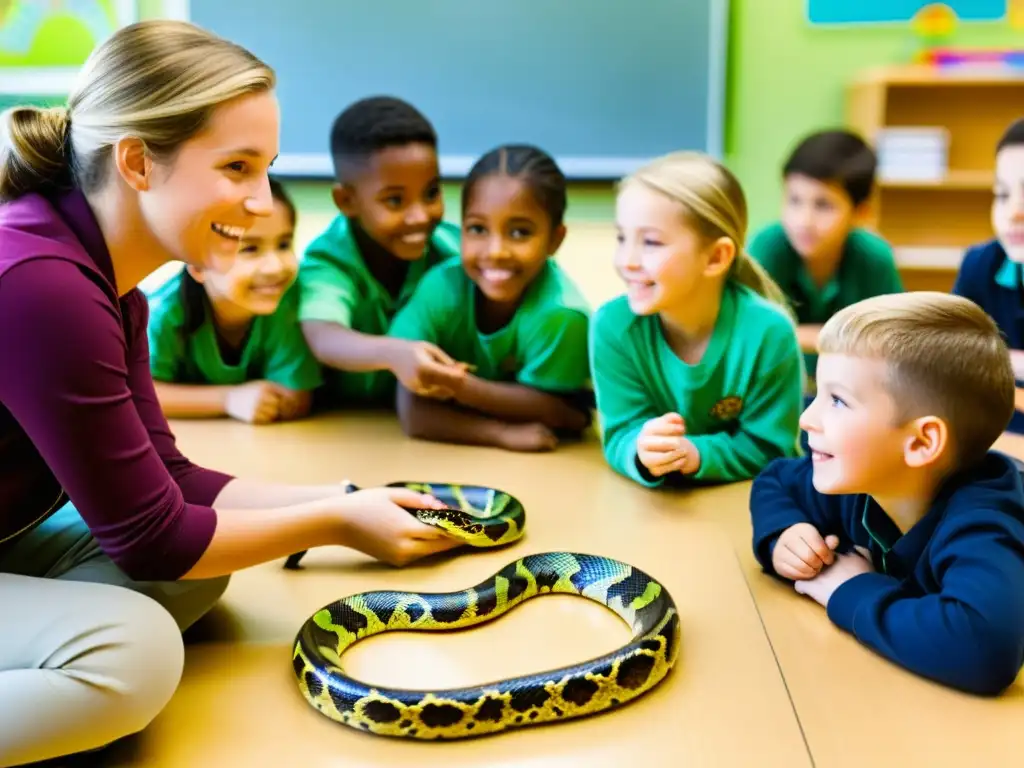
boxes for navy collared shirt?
[952,238,1024,432]
[751,451,1024,696]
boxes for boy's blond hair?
[818,292,1014,467]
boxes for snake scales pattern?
[290,482,681,739]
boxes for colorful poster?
[0,0,136,93]
[1011,0,1024,28]
[808,0,1006,25]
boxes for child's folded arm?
[450,377,585,430]
[450,308,591,430]
[589,311,664,487]
[298,258,399,372]
[749,457,848,574]
[151,380,233,418]
[301,320,407,373]
[826,516,1024,696]
[396,385,511,448]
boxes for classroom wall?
[136,0,166,18]
[14,0,1024,243]
[727,0,1021,232]
[263,0,1024,241]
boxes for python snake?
[290,482,680,739]
[282,481,523,570]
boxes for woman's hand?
[334,487,465,566]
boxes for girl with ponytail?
[0,20,457,765]
[589,151,805,488]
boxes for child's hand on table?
[226,380,285,424]
[497,422,558,453]
[276,388,312,420]
[637,413,701,476]
[794,548,875,607]
[772,522,840,580]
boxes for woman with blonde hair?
[589,151,805,489]
[0,20,458,765]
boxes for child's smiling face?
[801,353,913,497]
[460,174,564,307]
[614,182,726,316]
[993,144,1024,264]
[191,198,296,316]
[334,143,444,261]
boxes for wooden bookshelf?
[846,64,1024,292]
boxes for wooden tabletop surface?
[98,414,1024,767]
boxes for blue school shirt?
[750,452,1024,696]
[952,239,1024,432]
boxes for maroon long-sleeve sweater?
[0,188,233,580]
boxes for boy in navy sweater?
[750,291,1024,696]
[952,117,1024,432]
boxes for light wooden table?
[110,414,811,768]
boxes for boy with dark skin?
[298,96,466,406]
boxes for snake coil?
[290,483,680,739]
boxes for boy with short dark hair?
[749,129,903,381]
[750,292,1024,696]
[952,117,1024,432]
[298,95,466,407]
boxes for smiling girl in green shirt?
[388,144,592,451]
[591,152,804,487]
[146,178,322,424]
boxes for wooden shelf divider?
[846,65,1024,292]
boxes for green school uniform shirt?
[589,281,804,487]
[297,215,461,404]
[748,222,902,376]
[388,257,591,393]
[145,270,323,391]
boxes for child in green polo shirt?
[146,178,323,424]
[591,151,804,488]
[298,96,467,407]
[748,130,902,382]
[388,144,593,452]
